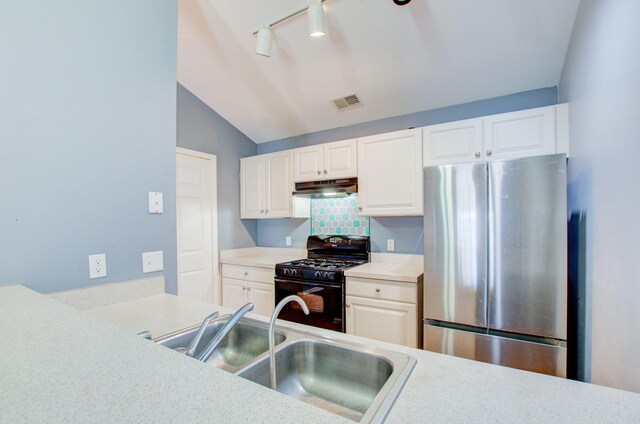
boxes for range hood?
[293,178,357,198]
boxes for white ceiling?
[177,0,580,143]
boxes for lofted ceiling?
[177,0,581,143]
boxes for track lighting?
[255,27,272,57]
[253,0,329,56]
[308,0,326,37]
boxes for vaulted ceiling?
[178,0,580,143]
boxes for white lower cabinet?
[221,264,275,317]
[346,295,417,347]
[345,277,421,348]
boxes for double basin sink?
[153,315,416,423]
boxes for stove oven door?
[274,278,344,332]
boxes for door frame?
[176,147,219,305]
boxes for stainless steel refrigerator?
[423,153,567,377]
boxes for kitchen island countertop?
[3,285,640,423]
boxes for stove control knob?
[323,272,330,279]
[314,271,321,278]
[291,269,297,277]
[283,269,289,276]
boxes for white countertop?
[5,285,640,423]
[344,263,423,283]
[219,247,305,269]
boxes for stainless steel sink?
[154,316,415,423]
[236,338,415,423]
[154,316,286,372]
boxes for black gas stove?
[274,235,370,332]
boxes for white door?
[323,139,358,179]
[293,145,323,182]
[176,148,218,304]
[346,295,417,348]
[265,151,293,218]
[240,155,265,218]
[423,118,483,165]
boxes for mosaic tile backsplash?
[311,195,370,236]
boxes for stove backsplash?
[310,195,370,236]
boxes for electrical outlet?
[149,192,164,214]
[89,254,107,279]
[285,236,292,247]
[387,239,395,252]
[143,251,164,273]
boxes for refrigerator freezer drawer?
[424,324,566,377]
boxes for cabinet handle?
[243,272,248,276]
[247,288,252,292]
[486,150,492,157]
[375,288,381,293]
[265,209,269,214]
[317,170,321,175]
[475,152,481,159]
[324,169,328,174]
[260,209,264,214]
[242,287,246,291]
[346,303,351,308]
[358,206,363,211]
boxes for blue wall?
[177,84,258,249]
[256,88,559,253]
[559,0,640,393]
[0,1,178,293]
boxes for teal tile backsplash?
[311,195,370,236]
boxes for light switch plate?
[387,239,395,252]
[285,236,292,246]
[148,192,163,214]
[89,254,107,279]
[142,251,163,273]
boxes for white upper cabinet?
[240,155,265,219]
[241,150,309,219]
[484,105,556,161]
[357,128,423,216]
[423,118,483,166]
[293,139,357,182]
[422,104,569,166]
[265,151,294,218]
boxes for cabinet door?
[484,105,556,161]
[324,139,357,179]
[293,145,323,182]
[423,118,483,166]
[357,128,423,216]
[248,281,275,317]
[222,278,248,309]
[265,151,293,218]
[346,295,418,348]
[240,156,265,218]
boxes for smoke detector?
[331,94,362,111]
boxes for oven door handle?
[274,277,342,290]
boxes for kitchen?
[2,0,640,422]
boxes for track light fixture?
[253,0,328,57]
[308,0,326,37]
[255,27,272,57]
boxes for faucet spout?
[184,311,219,357]
[269,295,309,390]
[196,303,254,362]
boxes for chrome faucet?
[184,311,219,357]
[196,303,254,362]
[269,296,309,390]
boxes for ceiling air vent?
[331,94,362,111]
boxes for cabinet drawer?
[222,264,274,284]
[346,277,417,304]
